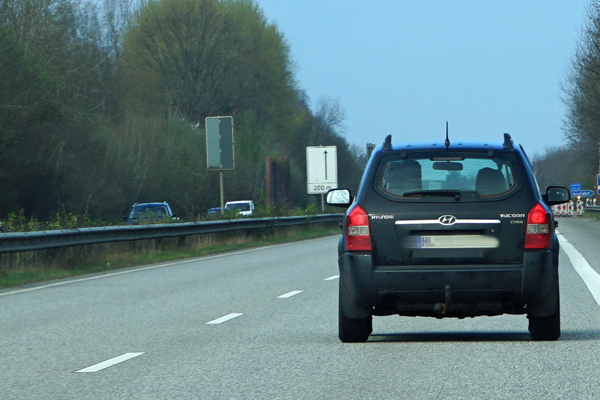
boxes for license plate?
[407,235,499,249]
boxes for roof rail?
[503,133,514,150]
[382,135,392,151]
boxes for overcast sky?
[254,0,590,158]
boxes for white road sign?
[306,146,338,194]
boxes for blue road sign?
[571,183,581,191]
[572,189,594,197]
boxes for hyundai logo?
[438,215,457,225]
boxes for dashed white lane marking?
[324,275,339,281]
[558,233,600,306]
[76,352,144,373]
[206,313,244,324]
[277,290,303,299]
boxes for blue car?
[207,207,222,219]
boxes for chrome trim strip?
[395,219,501,225]
[459,219,502,224]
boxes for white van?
[224,200,255,216]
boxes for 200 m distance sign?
[306,146,338,194]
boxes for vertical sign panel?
[307,146,338,194]
[206,116,234,170]
[218,117,234,169]
[206,117,221,170]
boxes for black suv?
[327,134,570,342]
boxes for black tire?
[528,291,560,341]
[339,305,372,343]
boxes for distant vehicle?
[207,207,222,219]
[224,200,255,216]
[327,133,570,342]
[122,202,179,224]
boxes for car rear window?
[130,205,168,218]
[375,151,519,202]
[226,203,251,211]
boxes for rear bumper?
[338,250,558,318]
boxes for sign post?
[206,116,234,214]
[307,146,338,211]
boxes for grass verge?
[583,211,600,220]
[0,226,340,289]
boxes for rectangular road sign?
[572,189,594,197]
[206,116,234,170]
[571,183,581,191]
[307,146,338,194]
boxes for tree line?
[535,0,600,191]
[0,0,365,226]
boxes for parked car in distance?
[327,133,570,343]
[207,207,222,219]
[224,200,255,216]
[122,202,179,224]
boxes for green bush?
[1,210,103,232]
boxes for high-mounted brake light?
[345,204,372,251]
[525,203,551,249]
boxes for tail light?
[525,203,551,249]
[345,204,372,251]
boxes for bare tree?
[563,1,600,149]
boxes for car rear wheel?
[528,290,560,341]
[339,305,372,343]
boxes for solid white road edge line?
[206,313,244,324]
[76,352,144,373]
[324,275,339,281]
[277,290,303,299]
[557,233,600,306]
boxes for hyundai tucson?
[327,133,570,342]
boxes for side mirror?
[326,188,353,207]
[543,186,570,206]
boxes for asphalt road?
[3,218,600,399]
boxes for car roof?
[374,132,524,153]
[378,141,523,153]
[373,133,523,154]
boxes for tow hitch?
[434,285,452,315]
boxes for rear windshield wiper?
[403,190,461,200]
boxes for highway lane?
[2,225,600,399]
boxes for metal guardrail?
[0,214,344,254]
[585,205,600,212]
